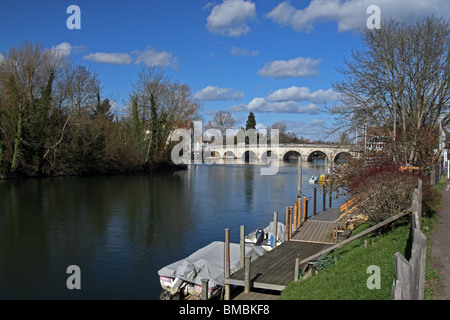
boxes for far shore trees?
[0,42,200,178]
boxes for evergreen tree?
[245,112,256,131]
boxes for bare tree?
[328,17,450,168]
[128,66,200,165]
[205,110,236,137]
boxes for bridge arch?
[242,150,258,164]
[224,150,235,158]
[334,151,352,163]
[307,150,329,162]
[261,150,278,164]
[282,150,301,161]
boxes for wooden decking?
[226,241,327,291]
[291,220,336,244]
[226,208,342,298]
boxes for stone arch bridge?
[206,144,356,163]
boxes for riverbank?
[0,161,187,180]
[279,178,444,300]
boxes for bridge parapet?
[206,144,356,162]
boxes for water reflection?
[0,160,345,299]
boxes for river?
[0,160,346,299]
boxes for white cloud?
[49,42,74,57]
[267,86,340,103]
[83,52,132,65]
[258,57,321,79]
[229,97,320,114]
[0,53,5,64]
[230,46,259,56]
[134,48,178,69]
[267,0,450,33]
[194,86,244,101]
[206,0,257,37]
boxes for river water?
[0,160,346,299]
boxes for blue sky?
[1,0,449,140]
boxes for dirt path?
[430,180,450,300]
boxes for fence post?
[244,256,251,294]
[392,252,412,300]
[294,255,300,282]
[411,228,427,300]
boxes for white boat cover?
[246,222,286,243]
[158,241,266,288]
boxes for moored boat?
[158,241,266,300]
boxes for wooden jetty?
[221,160,354,300]
[224,207,344,299]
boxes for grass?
[279,177,445,300]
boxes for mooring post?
[201,278,208,300]
[285,207,289,241]
[289,206,293,239]
[244,256,251,294]
[294,202,298,230]
[273,211,278,249]
[240,225,245,269]
[303,197,307,222]
[225,228,230,300]
[298,198,301,225]
[314,187,317,215]
[329,189,332,208]
[323,186,326,211]
[298,156,302,198]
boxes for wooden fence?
[390,179,427,300]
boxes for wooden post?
[285,207,289,241]
[273,211,278,249]
[303,197,307,222]
[240,225,245,269]
[305,199,309,220]
[288,206,293,239]
[244,256,251,294]
[298,198,301,225]
[329,189,332,208]
[298,156,302,198]
[294,202,298,230]
[294,255,300,282]
[323,186,326,211]
[314,187,317,215]
[201,278,208,300]
[225,229,230,300]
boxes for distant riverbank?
[0,161,187,180]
